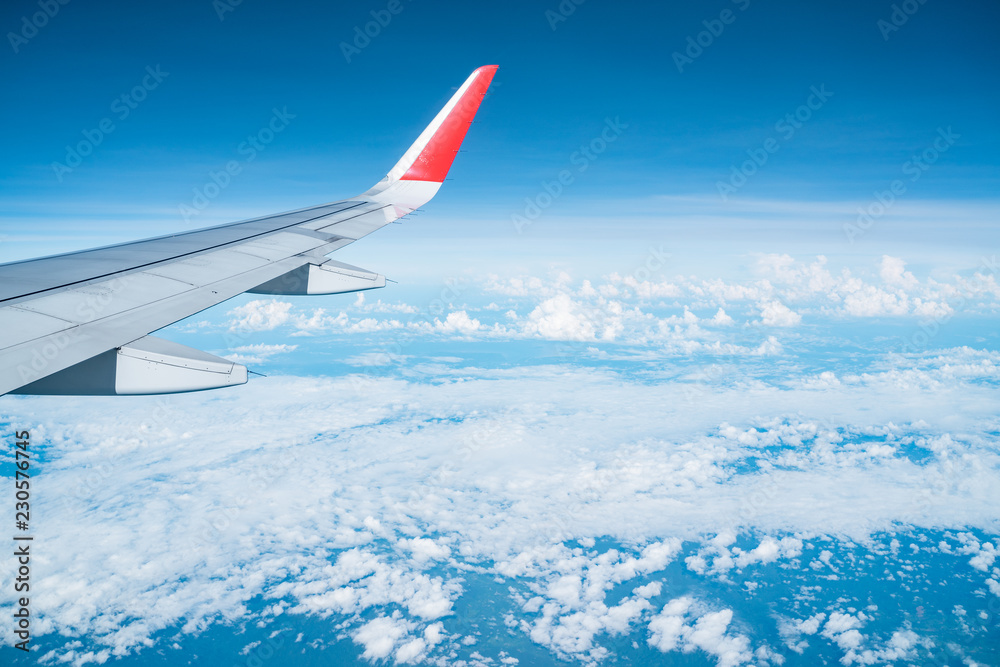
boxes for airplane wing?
[0,65,499,397]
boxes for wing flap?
[0,308,75,350]
[230,232,330,261]
[10,272,193,324]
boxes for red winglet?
[399,65,499,183]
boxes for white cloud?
[399,537,451,563]
[880,256,919,290]
[733,537,803,568]
[484,274,548,297]
[224,343,297,365]
[686,535,802,578]
[3,341,1000,664]
[779,611,827,653]
[616,274,684,300]
[343,352,409,367]
[840,284,910,317]
[757,300,802,327]
[290,306,346,332]
[686,609,752,667]
[208,256,1000,355]
[521,294,599,341]
[434,310,482,335]
[227,299,293,331]
[508,539,683,661]
[822,612,862,640]
[648,597,692,651]
[710,308,735,326]
[352,292,420,314]
[648,600,752,666]
[957,534,998,572]
[352,614,414,661]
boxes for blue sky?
[1,0,998,274]
[3,3,1000,665]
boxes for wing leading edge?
[0,65,499,397]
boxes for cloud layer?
[1,342,999,665]
[1,254,998,666]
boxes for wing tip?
[472,65,500,86]
[396,65,499,184]
[362,65,500,208]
